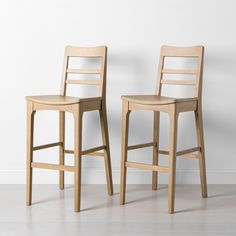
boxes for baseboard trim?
[0,168,236,184]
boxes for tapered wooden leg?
[120,100,131,205]
[59,111,65,190]
[195,106,208,198]
[26,101,35,206]
[73,106,83,212]
[152,111,160,190]
[168,105,178,214]
[99,107,113,196]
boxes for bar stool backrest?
[156,45,204,100]
[60,46,107,100]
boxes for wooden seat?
[120,45,208,214]
[26,95,102,105]
[122,95,198,105]
[26,46,113,212]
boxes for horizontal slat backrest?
[161,69,197,75]
[156,45,204,98]
[66,68,101,74]
[60,46,107,98]
[161,45,203,57]
[65,46,106,57]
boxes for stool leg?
[152,111,160,190]
[168,105,178,214]
[26,101,35,206]
[120,100,130,205]
[99,107,113,196]
[195,106,208,198]
[73,106,83,212]
[59,111,65,190]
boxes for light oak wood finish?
[160,79,196,85]
[26,95,102,105]
[125,161,169,173]
[120,45,207,214]
[26,46,113,212]
[59,111,65,190]
[66,68,100,74]
[152,111,160,190]
[127,142,154,151]
[162,69,197,74]
[120,100,131,204]
[31,162,75,172]
[64,149,105,157]
[167,104,178,213]
[99,108,113,195]
[73,105,82,212]
[33,142,62,151]
[158,147,201,158]
[26,101,35,206]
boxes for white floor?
[0,184,235,236]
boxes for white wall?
[0,0,236,184]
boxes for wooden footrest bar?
[64,149,74,154]
[31,162,74,172]
[64,149,75,154]
[82,145,106,155]
[177,147,200,157]
[158,147,200,159]
[159,150,169,155]
[125,161,169,173]
[127,142,154,151]
[65,146,106,156]
[85,151,105,157]
[33,142,62,151]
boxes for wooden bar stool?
[26,46,113,212]
[120,45,207,214]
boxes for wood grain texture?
[195,106,208,197]
[65,79,101,85]
[125,161,168,173]
[66,68,100,74]
[162,68,197,74]
[59,111,65,190]
[127,142,154,150]
[25,46,113,212]
[31,162,74,172]
[120,100,130,205]
[73,105,83,212]
[122,95,198,105]
[160,79,196,85]
[26,101,35,206]
[26,95,102,105]
[168,104,178,214]
[152,111,160,190]
[33,142,62,151]
[99,108,113,195]
[120,45,207,214]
